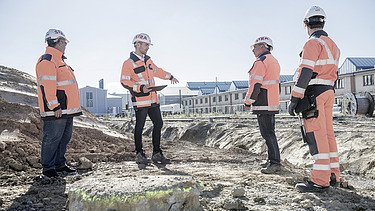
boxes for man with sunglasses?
[36,29,82,178]
[121,33,179,165]
[244,36,281,174]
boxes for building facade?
[79,86,108,116]
[181,58,375,115]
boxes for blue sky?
[0,0,374,93]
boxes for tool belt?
[295,85,333,119]
[295,95,318,119]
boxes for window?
[195,99,198,104]
[200,98,203,104]
[225,95,228,101]
[285,86,291,94]
[205,98,208,103]
[213,97,216,102]
[242,93,246,99]
[219,96,222,102]
[335,78,344,89]
[189,100,191,105]
[235,93,239,100]
[86,92,93,107]
[363,75,374,86]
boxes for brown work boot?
[152,152,171,164]
[261,163,282,174]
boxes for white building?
[107,94,123,116]
[79,86,107,116]
[335,57,375,105]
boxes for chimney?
[99,79,104,89]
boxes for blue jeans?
[41,117,73,171]
[257,114,280,165]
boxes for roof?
[80,86,107,91]
[107,94,122,99]
[280,75,293,83]
[159,86,199,96]
[347,57,375,69]
[199,88,215,95]
[217,84,231,92]
[187,81,231,90]
[231,75,294,89]
[232,81,248,89]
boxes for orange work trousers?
[303,89,340,187]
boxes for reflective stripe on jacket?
[291,30,340,102]
[245,52,280,114]
[36,47,82,120]
[120,52,172,108]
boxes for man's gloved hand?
[288,101,297,116]
[244,103,251,110]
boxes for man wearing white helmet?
[35,29,82,178]
[121,33,179,165]
[244,36,281,174]
[288,6,341,192]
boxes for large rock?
[76,157,93,170]
[68,162,202,211]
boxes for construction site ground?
[1,99,375,210]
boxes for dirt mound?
[0,65,37,94]
[0,99,134,178]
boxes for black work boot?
[261,163,282,174]
[42,169,59,178]
[295,181,329,193]
[152,152,171,164]
[56,165,77,175]
[330,173,337,187]
[135,151,148,164]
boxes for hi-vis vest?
[36,47,82,120]
[244,52,280,114]
[120,52,173,108]
[291,30,340,101]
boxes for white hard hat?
[45,29,69,42]
[132,33,152,45]
[304,6,326,23]
[251,36,273,51]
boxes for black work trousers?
[256,113,281,165]
[134,105,163,154]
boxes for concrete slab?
[68,162,203,211]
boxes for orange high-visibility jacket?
[291,30,340,102]
[120,52,173,108]
[36,47,82,120]
[244,52,280,114]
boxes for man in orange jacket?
[288,6,341,192]
[121,33,179,165]
[36,29,82,178]
[244,36,281,174]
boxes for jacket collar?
[310,30,328,38]
[130,52,150,63]
[257,51,271,59]
[45,47,66,60]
